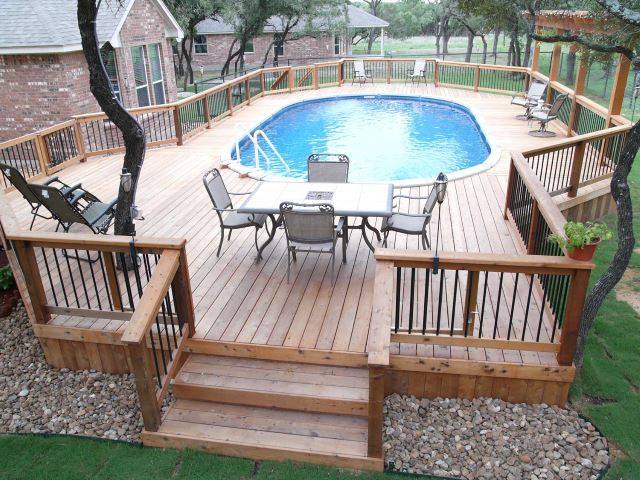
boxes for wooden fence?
[1,57,629,192]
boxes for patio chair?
[511,80,547,120]
[351,60,373,85]
[279,202,346,283]
[203,168,269,257]
[380,173,448,249]
[307,154,349,183]
[405,59,427,86]
[30,184,117,235]
[528,93,569,137]
[0,162,83,230]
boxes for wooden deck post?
[202,96,211,129]
[473,66,480,92]
[34,134,52,175]
[260,71,266,94]
[526,200,540,254]
[530,26,541,74]
[608,54,631,121]
[567,140,586,197]
[172,106,183,146]
[386,60,392,84]
[13,240,50,324]
[171,246,196,338]
[337,61,343,85]
[557,269,591,366]
[463,271,480,333]
[72,119,87,162]
[567,53,588,136]
[288,67,294,93]
[245,78,251,104]
[226,86,234,116]
[547,31,563,103]
[313,65,319,89]
[367,366,385,458]
[103,251,123,311]
[127,342,162,431]
[434,60,440,87]
[503,158,516,219]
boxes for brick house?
[193,5,389,69]
[0,0,183,141]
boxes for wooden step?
[172,354,369,416]
[142,399,383,471]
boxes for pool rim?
[222,91,501,187]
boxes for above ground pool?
[232,95,491,182]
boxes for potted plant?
[0,265,18,317]
[548,221,613,261]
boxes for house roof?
[196,5,389,36]
[0,0,183,55]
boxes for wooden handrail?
[374,248,594,272]
[121,249,181,344]
[521,124,631,157]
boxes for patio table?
[237,181,394,259]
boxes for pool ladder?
[234,125,290,172]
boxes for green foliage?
[0,266,14,291]
[548,221,613,251]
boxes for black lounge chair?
[30,183,117,235]
[0,162,82,229]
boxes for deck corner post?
[172,106,183,146]
[127,341,162,431]
[567,140,586,197]
[557,268,591,366]
[171,246,196,338]
[503,157,516,219]
[367,365,386,458]
[13,240,50,325]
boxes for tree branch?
[596,0,640,27]
[531,32,634,60]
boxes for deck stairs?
[142,353,384,471]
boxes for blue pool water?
[233,95,490,182]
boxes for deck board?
[5,84,566,367]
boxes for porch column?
[380,28,385,56]
[608,53,631,121]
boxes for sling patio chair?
[203,168,270,257]
[405,59,427,86]
[352,60,373,85]
[279,202,346,283]
[0,162,83,230]
[511,80,547,120]
[307,153,350,241]
[30,183,117,235]
[380,172,448,249]
[528,93,569,137]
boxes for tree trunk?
[465,31,474,63]
[366,28,376,54]
[221,38,239,76]
[523,33,532,68]
[435,30,441,56]
[481,35,488,64]
[492,28,500,62]
[574,119,639,368]
[77,0,145,237]
[566,50,577,85]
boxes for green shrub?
[0,266,14,291]
[548,221,613,251]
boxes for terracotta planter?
[567,240,600,261]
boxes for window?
[245,38,254,54]
[274,34,285,57]
[148,43,166,104]
[100,44,121,103]
[194,35,207,54]
[334,36,340,55]
[131,46,150,107]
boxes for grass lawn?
[0,434,435,480]
[568,153,640,479]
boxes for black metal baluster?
[394,267,401,333]
[492,272,504,339]
[408,268,415,334]
[422,268,430,335]
[507,273,519,340]
[435,269,445,335]
[450,270,459,336]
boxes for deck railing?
[1,57,629,192]
[1,218,194,431]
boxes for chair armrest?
[43,176,61,186]
[393,194,431,200]
[390,212,432,219]
[228,191,253,196]
[69,190,87,205]
[335,216,345,232]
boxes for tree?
[77,0,144,238]
[167,0,223,88]
[532,0,640,368]
[362,0,383,53]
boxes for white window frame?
[148,43,166,105]
[334,36,340,55]
[194,35,208,54]
[131,45,150,107]
[245,37,255,54]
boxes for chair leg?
[287,249,291,283]
[29,213,37,230]
[292,248,297,262]
[383,231,389,247]
[422,232,430,250]
[343,217,348,243]
[217,227,225,257]
[227,229,232,241]
[342,234,347,264]
[331,251,335,284]
[254,226,260,254]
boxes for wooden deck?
[5,84,567,369]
